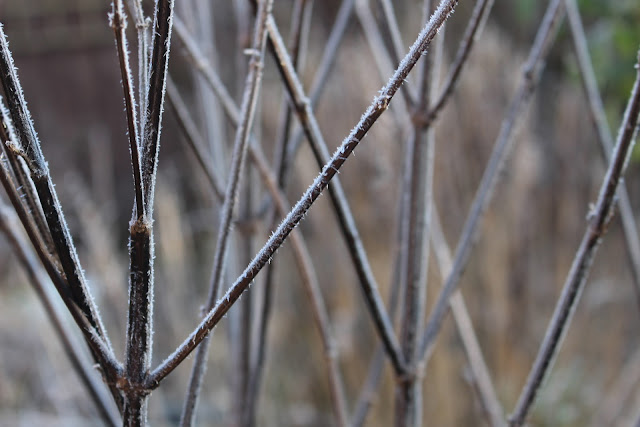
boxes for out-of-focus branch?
[509,47,640,427]
[147,0,459,388]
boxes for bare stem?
[283,0,356,177]
[0,23,114,358]
[110,0,144,219]
[147,0,459,388]
[125,0,150,135]
[417,0,565,369]
[248,141,350,427]
[355,0,412,128]
[421,0,494,126]
[179,1,273,425]
[396,1,440,423]
[165,77,225,199]
[565,0,640,313]
[0,125,124,411]
[0,204,121,427]
[266,12,407,377]
[377,0,408,79]
[508,47,640,427]
[140,0,174,215]
[248,0,313,422]
[429,207,505,427]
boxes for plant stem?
[417,0,565,370]
[420,0,495,127]
[429,206,505,427]
[123,0,174,424]
[111,0,144,219]
[0,202,121,427]
[179,1,273,425]
[266,12,408,377]
[509,47,640,427]
[565,0,640,313]
[0,24,114,354]
[248,0,312,422]
[147,0,459,389]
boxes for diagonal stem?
[178,1,273,425]
[147,0,459,388]
[248,0,313,422]
[429,207,505,427]
[0,204,121,427]
[396,1,439,423]
[111,0,144,220]
[417,0,565,370]
[565,0,640,313]
[509,47,640,427]
[421,0,495,127]
[0,23,115,360]
[265,12,407,377]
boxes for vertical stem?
[124,219,153,427]
[148,0,459,390]
[111,0,144,219]
[0,203,120,427]
[124,0,175,424]
[249,0,312,420]
[140,0,175,215]
[179,1,273,425]
[266,13,407,377]
[396,2,440,425]
[417,0,565,370]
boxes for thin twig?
[355,0,412,128]
[396,1,439,424]
[0,131,124,412]
[147,0,459,388]
[125,0,150,135]
[420,0,495,127]
[352,211,406,426]
[0,204,121,427]
[283,0,356,178]
[266,13,408,376]
[167,67,350,426]
[0,101,55,260]
[0,23,114,357]
[165,78,225,199]
[139,0,174,215]
[377,0,408,79]
[248,0,313,422]
[508,47,640,427]
[248,141,350,427]
[179,1,273,425]
[176,8,407,375]
[417,0,565,369]
[565,0,640,313]
[0,107,54,260]
[429,207,505,427]
[173,16,240,125]
[110,0,144,219]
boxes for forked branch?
[147,0,459,388]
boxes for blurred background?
[0,0,639,425]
